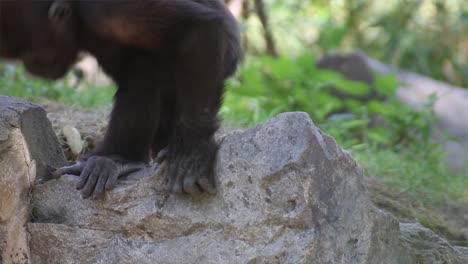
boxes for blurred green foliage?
[223,54,467,207]
[244,0,468,87]
[0,64,113,108]
[224,55,429,149]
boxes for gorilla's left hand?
[51,156,146,199]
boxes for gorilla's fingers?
[183,172,201,195]
[51,162,85,178]
[198,177,217,194]
[76,162,93,190]
[81,169,100,199]
[120,162,147,176]
[155,149,168,164]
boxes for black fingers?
[51,162,85,178]
[93,168,111,198]
[105,174,119,191]
[197,176,216,195]
[53,151,215,197]
[77,156,117,199]
[85,161,121,199]
[166,142,217,195]
[61,156,145,199]
[169,162,185,193]
[155,149,168,164]
[183,172,201,195]
[168,162,182,193]
[81,171,101,198]
[93,161,145,198]
[121,162,147,175]
[76,161,94,190]
[168,165,216,195]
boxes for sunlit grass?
[354,147,468,207]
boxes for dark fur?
[0,0,241,196]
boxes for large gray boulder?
[1,103,465,263]
[0,96,66,264]
[30,112,407,264]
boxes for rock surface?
[0,96,67,181]
[27,112,465,264]
[31,112,386,264]
[401,223,468,263]
[0,96,66,264]
[1,101,466,263]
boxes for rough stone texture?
[0,96,67,264]
[0,107,463,263]
[0,95,67,181]
[400,223,468,264]
[30,112,409,264]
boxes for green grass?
[355,147,468,206]
[0,64,114,109]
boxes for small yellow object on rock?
[62,125,84,156]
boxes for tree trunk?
[253,0,278,57]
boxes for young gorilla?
[0,0,240,198]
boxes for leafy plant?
[223,54,467,207]
[224,55,432,150]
